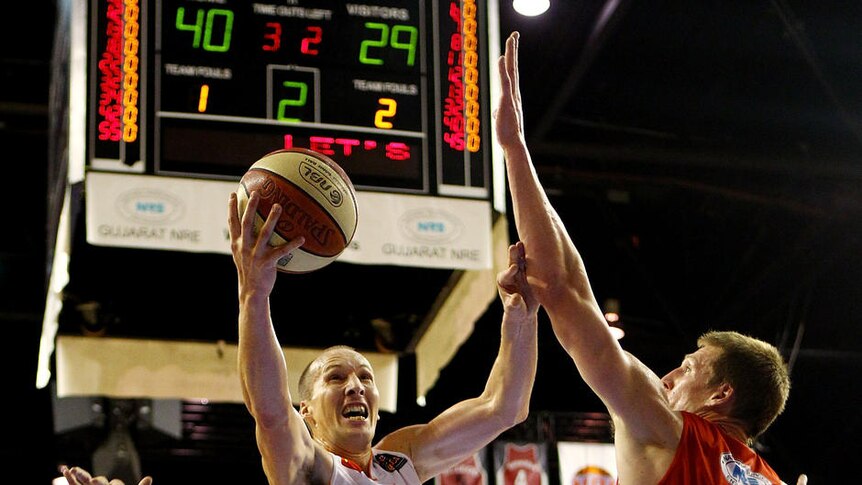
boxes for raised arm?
[376,242,539,482]
[228,191,326,485]
[495,32,674,442]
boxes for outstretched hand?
[494,31,526,150]
[59,465,153,485]
[227,190,305,295]
[497,241,539,319]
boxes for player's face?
[304,348,379,453]
[660,345,723,413]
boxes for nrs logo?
[116,188,185,224]
[398,208,463,244]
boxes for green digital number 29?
[359,22,417,67]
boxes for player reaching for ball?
[235,148,359,274]
[496,31,808,485]
[226,189,539,485]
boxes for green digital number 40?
[175,7,234,52]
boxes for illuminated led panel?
[88,0,493,197]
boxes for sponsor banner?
[86,172,235,253]
[493,442,548,485]
[85,172,492,270]
[556,442,617,485]
[342,191,492,270]
[436,450,488,485]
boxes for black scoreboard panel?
[89,0,493,197]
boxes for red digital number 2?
[301,26,322,55]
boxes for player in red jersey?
[495,31,807,485]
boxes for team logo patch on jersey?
[719,452,772,485]
[375,453,408,472]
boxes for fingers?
[508,241,520,264]
[285,235,306,252]
[499,33,518,95]
[508,241,527,278]
[257,202,306,261]
[501,241,539,314]
[497,31,525,140]
[240,192,299,250]
[507,32,519,90]
[229,189,305,274]
[274,235,306,265]
[498,53,510,94]
[58,465,151,485]
[499,242,526,290]
[59,465,76,485]
[60,465,89,485]
[243,191,262,238]
[507,293,526,309]
[227,191,239,234]
[497,259,519,289]
[514,240,526,267]
[59,465,112,485]
[257,199,282,246]
[228,190,261,244]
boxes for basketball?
[236,148,358,273]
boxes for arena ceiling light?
[513,0,550,16]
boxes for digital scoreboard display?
[89,0,493,197]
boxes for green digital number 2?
[277,81,308,122]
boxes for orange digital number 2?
[375,98,397,129]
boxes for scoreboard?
[90,0,494,198]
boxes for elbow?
[252,403,292,431]
[503,406,530,431]
[536,264,596,317]
[511,405,530,427]
[494,396,532,429]
[536,278,568,305]
[538,276,588,311]
[530,262,576,299]
[522,238,591,306]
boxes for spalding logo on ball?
[236,148,358,273]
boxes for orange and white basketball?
[236,148,358,273]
